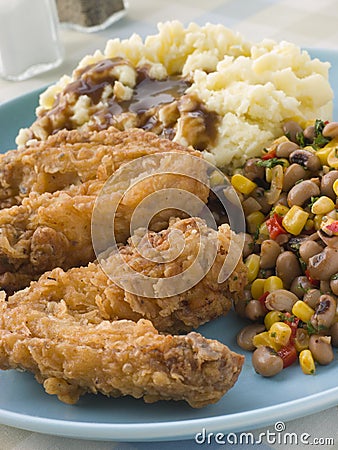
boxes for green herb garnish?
[306,321,328,335]
[296,131,306,147]
[307,196,320,208]
[312,119,331,149]
[256,158,286,169]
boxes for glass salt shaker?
[56,0,127,33]
[0,0,63,81]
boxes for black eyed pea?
[252,346,284,377]
[265,289,298,312]
[260,239,281,269]
[287,179,320,207]
[276,251,302,289]
[243,158,265,181]
[320,280,331,294]
[329,322,338,348]
[330,276,338,295]
[303,125,315,141]
[309,334,334,365]
[283,164,309,192]
[282,121,303,144]
[289,149,321,173]
[236,323,266,351]
[245,300,266,321]
[299,240,323,264]
[234,289,251,318]
[303,289,322,309]
[322,121,338,138]
[276,141,299,158]
[320,170,338,200]
[275,233,290,246]
[307,248,338,281]
[290,276,313,299]
[251,187,271,214]
[311,294,337,330]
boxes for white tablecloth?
[0,1,337,448]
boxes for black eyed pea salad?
[231,119,338,377]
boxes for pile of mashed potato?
[17,21,333,168]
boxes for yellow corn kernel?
[282,205,309,235]
[333,179,338,197]
[278,158,290,168]
[252,331,280,352]
[294,328,310,352]
[245,254,260,283]
[251,278,266,300]
[269,321,292,346]
[292,300,315,323]
[299,349,316,375]
[316,146,333,166]
[313,214,323,230]
[231,174,257,195]
[265,167,273,183]
[264,310,282,330]
[311,196,335,215]
[264,276,284,293]
[323,138,338,169]
[327,147,338,169]
[273,204,289,217]
[304,218,314,231]
[246,211,265,234]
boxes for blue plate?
[0,49,337,442]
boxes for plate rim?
[0,47,338,442]
[0,382,337,441]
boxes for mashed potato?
[17,21,333,168]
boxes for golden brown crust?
[0,295,244,407]
[0,128,208,292]
[9,218,247,333]
[0,126,203,209]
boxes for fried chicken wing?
[0,129,209,293]
[0,293,244,407]
[9,218,247,333]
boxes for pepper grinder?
[0,0,63,81]
[56,0,127,33]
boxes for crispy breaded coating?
[0,293,244,407]
[9,218,247,333]
[0,183,98,293]
[0,126,205,209]
[0,129,208,293]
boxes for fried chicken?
[0,129,209,293]
[0,183,98,293]
[8,218,247,333]
[0,292,244,407]
[0,126,206,209]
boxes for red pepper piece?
[266,213,287,240]
[286,318,300,342]
[305,269,320,288]
[325,221,338,234]
[277,344,298,368]
[258,291,269,313]
[261,149,277,160]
